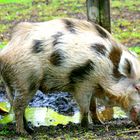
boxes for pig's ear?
[119,57,136,78]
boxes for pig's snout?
[130,105,140,124]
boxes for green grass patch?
[111,0,140,11]
[112,18,140,44]
[0,124,15,136]
[0,0,32,4]
[129,46,140,54]
[114,32,140,40]
[0,127,12,135]
[0,42,7,49]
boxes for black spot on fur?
[50,50,65,66]
[33,40,43,53]
[52,32,64,46]
[69,60,95,84]
[63,19,76,33]
[91,43,107,56]
[109,46,123,79]
[52,39,60,46]
[95,24,108,38]
[52,32,63,39]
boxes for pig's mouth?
[130,105,140,124]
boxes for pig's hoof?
[81,117,89,128]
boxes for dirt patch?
[0,119,140,139]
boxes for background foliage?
[0,0,140,52]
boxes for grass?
[111,0,140,11]
[0,125,15,135]
[0,0,86,44]
[129,46,140,55]
[111,0,140,48]
[0,0,31,4]
[112,18,140,40]
[0,0,139,54]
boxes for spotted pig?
[0,18,140,134]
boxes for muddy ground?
[0,118,140,139]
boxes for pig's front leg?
[5,86,14,113]
[74,85,92,127]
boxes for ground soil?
[0,119,140,139]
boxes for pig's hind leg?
[12,88,37,135]
[89,96,104,124]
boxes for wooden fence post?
[86,0,111,33]
[86,0,99,23]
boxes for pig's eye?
[134,84,140,93]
